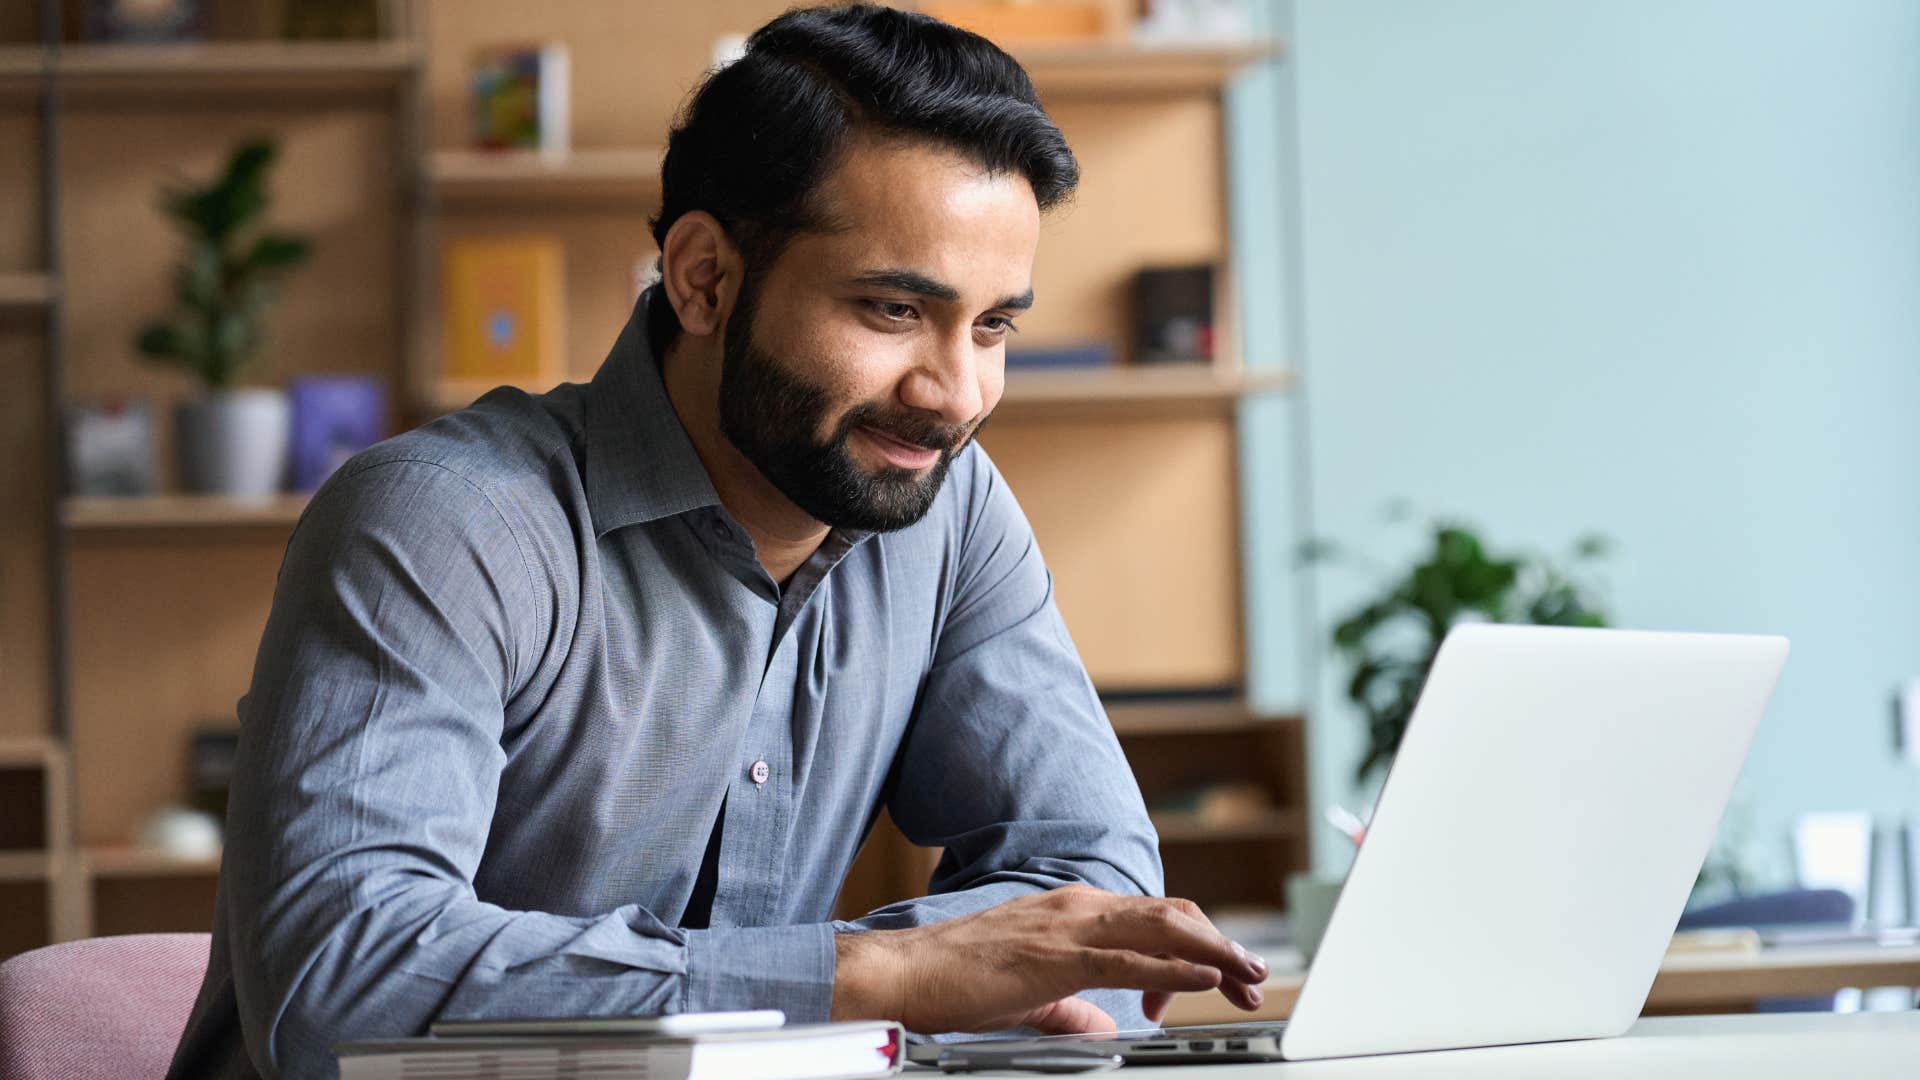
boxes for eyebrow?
[847,268,1035,313]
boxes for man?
[169,6,1265,1077]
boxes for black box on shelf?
[1132,264,1216,365]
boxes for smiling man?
[167,6,1263,1078]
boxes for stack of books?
[334,1012,905,1080]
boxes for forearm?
[245,877,837,1077]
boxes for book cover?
[337,1020,904,1080]
[441,235,566,385]
[289,375,388,492]
[471,42,572,154]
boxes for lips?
[860,425,943,470]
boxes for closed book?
[335,1021,904,1080]
[441,235,566,384]
[471,41,571,154]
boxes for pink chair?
[0,934,210,1080]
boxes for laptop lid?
[1281,624,1788,1061]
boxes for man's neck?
[659,335,829,586]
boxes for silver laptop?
[914,624,1789,1064]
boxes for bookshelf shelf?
[0,852,57,882]
[0,272,57,310]
[81,846,220,879]
[1015,40,1280,97]
[425,366,1291,419]
[1150,809,1304,845]
[996,365,1294,417]
[1107,699,1299,737]
[429,147,665,203]
[45,41,419,98]
[0,737,62,769]
[62,494,311,531]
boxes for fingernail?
[1235,942,1268,978]
[1249,985,1264,1006]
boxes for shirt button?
[749,760,770,785]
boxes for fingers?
[1142,989,1172,1024]
[1086,899,1267,986]
[1021,996,1118,1036]
[1079,948,1224,993]
[1166,898,1271,983]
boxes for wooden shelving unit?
[0,851,58,882]
[6,3,1305,949]
[425,364,1290,419]
[1,6,421,953]
[1106,698,1293,736]
[428,147,665,203]
[80,846,221,879]
[1013,40,1281,97]
[52,40,419,97]
[0,271,57,309]
[1151,808,1305,845]
[998,365,1292,417]
[62,493,311,531]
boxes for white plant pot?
[176,388,290,496]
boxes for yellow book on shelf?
[442,235,565,383]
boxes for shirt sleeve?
[834,447,1166,1031]
[221,458,836,1079]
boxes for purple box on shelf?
[289,376,389,492]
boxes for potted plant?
[136,138,312,497]
[1305,509,1615,783]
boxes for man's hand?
[830,885,1268,1034]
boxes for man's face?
[716,134,1040,532]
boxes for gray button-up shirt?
[169,299,1163,1079]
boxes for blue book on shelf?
[1006,343,1115,370]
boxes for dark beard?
[717,281,981,532]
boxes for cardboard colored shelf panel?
[0,852,57,882]
[426,365,1290,418]
[1150,809,1305,844]
[430,147,665,203]
[1015,39,1280,98]
[81,846,220,879]
[62,494,311,530]
[49,41,419,98]
[0,272,56,309]
[995,364,1294,417]
[1106,699,1301,737]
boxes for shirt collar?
[583,292,724,537]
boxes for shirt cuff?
[682,922,837,1023]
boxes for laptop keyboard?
[1156,1022,1289,1038]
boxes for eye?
[869,300,919,323]
[977,314,1020,338]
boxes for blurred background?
[2,0,1916,1014]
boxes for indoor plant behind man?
[167,7,1265,1078]
[137,138,311,497]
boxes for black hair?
[645,2,1078,350]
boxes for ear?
[659,210,743,339]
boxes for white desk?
[979,1012,1919,1078]
[1163,943,1920,1024]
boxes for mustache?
[839,403,979,454]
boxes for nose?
[898,326,985,426]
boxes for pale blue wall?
[1231,1,1920,877]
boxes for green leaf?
[243,233,312,271]
[1573,533,1614,559]
[134,322,184,359]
